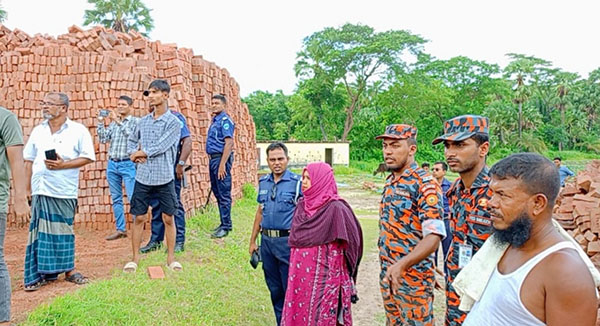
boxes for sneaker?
[139,241,162,254]
[105,231,127,241]
[174,242,185,253]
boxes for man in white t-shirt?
[23,92,95,291]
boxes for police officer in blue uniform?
[249,142,301,326]
[207,94,235,238]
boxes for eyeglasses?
[271,185,277,200]
[39,101,64,106]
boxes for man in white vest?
[463,153,597,326]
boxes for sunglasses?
[271,185,277,200]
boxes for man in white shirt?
[23,92,95,291]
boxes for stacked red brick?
[1,25,258,230]
[554,160,600,268]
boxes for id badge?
[458,243,473,269]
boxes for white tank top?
[464,241,577,326]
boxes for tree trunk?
[341,98,359,141]
[559,103,565,151]
[318,112,328,141]
[518,102,522,139]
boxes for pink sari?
[282,241,353,326]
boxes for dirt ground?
[5,225,149,324]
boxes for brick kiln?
[1,25,257,230]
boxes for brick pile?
[2,25,257,230]
[554,160,600,268]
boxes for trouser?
[0,213,10,322]
[209,155,233,230]
[260,235,291,325]
[106,159,136,232]
[150,176,186,244]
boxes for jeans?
[0,213,10,322]
[261,235,291,326]
[209,155,233,230]
[149,176,186,244]
[106,159,136,232]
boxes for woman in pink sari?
[282,162,363,326]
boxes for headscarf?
[289,162,363,282]
[302,162,341,216]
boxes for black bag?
[250,247,262,269]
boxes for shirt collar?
[456,166,490,191]
[387,161,418,184]
[268,169,292,183]
[212,111,227,122]
[442,178,452,187]
[152,109,171,122]
[42,117,71,132]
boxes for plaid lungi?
[24,195,77,286]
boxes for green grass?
[24,189,275,326]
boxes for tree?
[295,23,427,141]
[84,0,154,37]
[503,54,551,139]
[243,90,292,140]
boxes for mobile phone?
[99,109,110,117]
[45,149,57,160]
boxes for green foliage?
[242,182,257,200]
[0,2,7,23]
[84,0,154,37]
[244,23,600,161]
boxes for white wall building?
[256,141,350,169]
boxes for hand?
[44,153,65,170]
[249,242,258,256]
[176,164,184,180]
[384,259,408,293]
[13,196,30,221]
[218,164,227,180]
[108,110,117,121]
[130,150,147,162]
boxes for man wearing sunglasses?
[249,142,301,325]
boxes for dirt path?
[5,226,150,324]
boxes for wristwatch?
[178,160,186,166]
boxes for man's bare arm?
[545,251,597,326]
[6,145,30,219]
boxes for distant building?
[256,141,350,169]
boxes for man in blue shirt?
[248,142,301,325]
[139,108,191,253]
[432,161,452,275]
[206,94,235,238]
[554,157,575,187]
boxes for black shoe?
[211,229,229,239]
[211,225,222,232]
[140,241,162,254]
[174,242,185,253]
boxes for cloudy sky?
[3,0,599,96]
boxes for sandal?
[65,272,89,285]
[24,279,47,292]
[123,261,138,273]
[166,261,183,271]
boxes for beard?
[492,211,533,248]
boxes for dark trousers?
[260,235,290,326]
[435,219,452,275]
[209,155,232,230]
[149,176,186,244]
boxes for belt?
[209,153,222,160]
[261,229,290,237]
[110,157,130,162]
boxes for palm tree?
[83,0,154,37]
